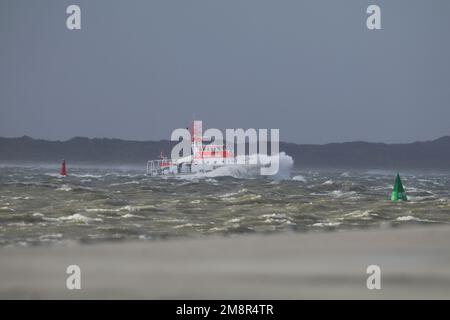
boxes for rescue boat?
[147,121,249,176]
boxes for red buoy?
[60,159,67,176]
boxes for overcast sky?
[1,0,449,143]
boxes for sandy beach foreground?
[1,226,450,299]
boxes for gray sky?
[1,0,449,144]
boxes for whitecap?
[312,221,341,227]
[225,217,244,224]
[39,233,63,241]
[209,227,228,232]
[343,210,372,218]
[292,175,307,182]
[396,216,417,221]
[70,173,103,178]
[260,213,287,219]
[219,188,248,198]
[173,223,204,229]
[58,213,102,223]
[330,190,356,198]
[56,185,72,192]
[85,208,120,213]
[7,222,33,227]
[219,191,240,198]
[121,213,142,218]
[407,195,435,201]
[109,181,141,186]
[45,173,62,177]
[396,216,434,223]
[120,204,155,212]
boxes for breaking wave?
[396,216,435,223]
[57,213,103,223]
[292,175,307,182]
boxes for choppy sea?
[1,161,449,246]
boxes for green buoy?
[391,173,407,201]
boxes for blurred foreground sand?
[1,226,450,299]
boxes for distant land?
[1,135,450,169]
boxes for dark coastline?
[1,135,450,169]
